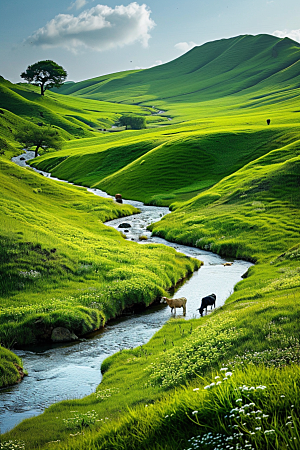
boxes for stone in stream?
[51,327,78,342]
[118,223,131,228]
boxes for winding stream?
[0,152,252,434]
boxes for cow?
[160,296,187,315]
[115,193,123,204]
[197,293,216,316]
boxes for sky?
[1,0,300,84]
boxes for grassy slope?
[0,158,199,350]
[1,33,300,448]
[54,34,300,116]
[0,75,152,157]
[31,34,300,205]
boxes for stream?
[0,152,252,434]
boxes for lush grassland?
[30,35,300,206]
[2,285,299,449]
[1,32,300,448]
[0,158,199,352]
[0,75,154,160]
[53,34,300,121]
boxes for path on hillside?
[1,152,252,433]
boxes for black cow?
[197,293,216,316]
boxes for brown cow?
[160,296,187,315]
[115,193,123,203]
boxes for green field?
[1,33,300,448]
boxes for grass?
[1,32,300,449]
[0,345,24,387]
[2,286,300,449]
[0,157,200,352]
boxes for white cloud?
[273,29,300,43]
[174,41,196,53]
[25,2,155,52]
[68,0,88,10]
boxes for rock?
[20,157,25,161]
[118,223,131,228]
[51,327,78,342]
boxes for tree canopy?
[118,114,147,130]
[15,124,63,157]
[21,60,67,96]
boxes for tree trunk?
[35,143,42,157]
[41,83,45,96]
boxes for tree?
[15,124,63,157]
[21,60,67,96]
[118,114,146,130]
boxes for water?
[0,152,253,434]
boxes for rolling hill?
[1,33,300,449]
[31,34,300,206]
[53,34,300,111]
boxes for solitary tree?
[15,124,63,157]
[118,114,146,130]
[21,60,67,96]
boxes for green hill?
[54,34,300,113]
[0,75,150,159]
[31,34,300,205]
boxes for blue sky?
[1,0,300,83]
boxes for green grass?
[149,135,300,262]
[0,158,200,352]
[0,345,24,387]
[54,35,300,113]
[2,286,300,449]
[1,32,300,448]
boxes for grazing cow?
[266,119,271,125]
[115,193,123,204]
[161,296,187,315]
[197,293,216,316]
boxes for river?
[0,152,252,434]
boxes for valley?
[1,33,300,449]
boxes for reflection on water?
[1,152,253,434]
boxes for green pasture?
[1,32,300,448]
[28,35,300,205]
[0,158,199,352]
[0,346,24,388]
[0,74,155,158]
[53,34,300,121]
[2,284,300,449]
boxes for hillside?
[31,34,300,205]
[0,75,151,159]
[1,33,300,449]
[54,34,300,112]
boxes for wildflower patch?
[147,316,244,388]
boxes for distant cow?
[161,296,187,315]
[197,293,216,316]
[115,193,123,203]
[266,119,271,125]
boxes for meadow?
[0,78,199,386]
[1,33,300,448]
